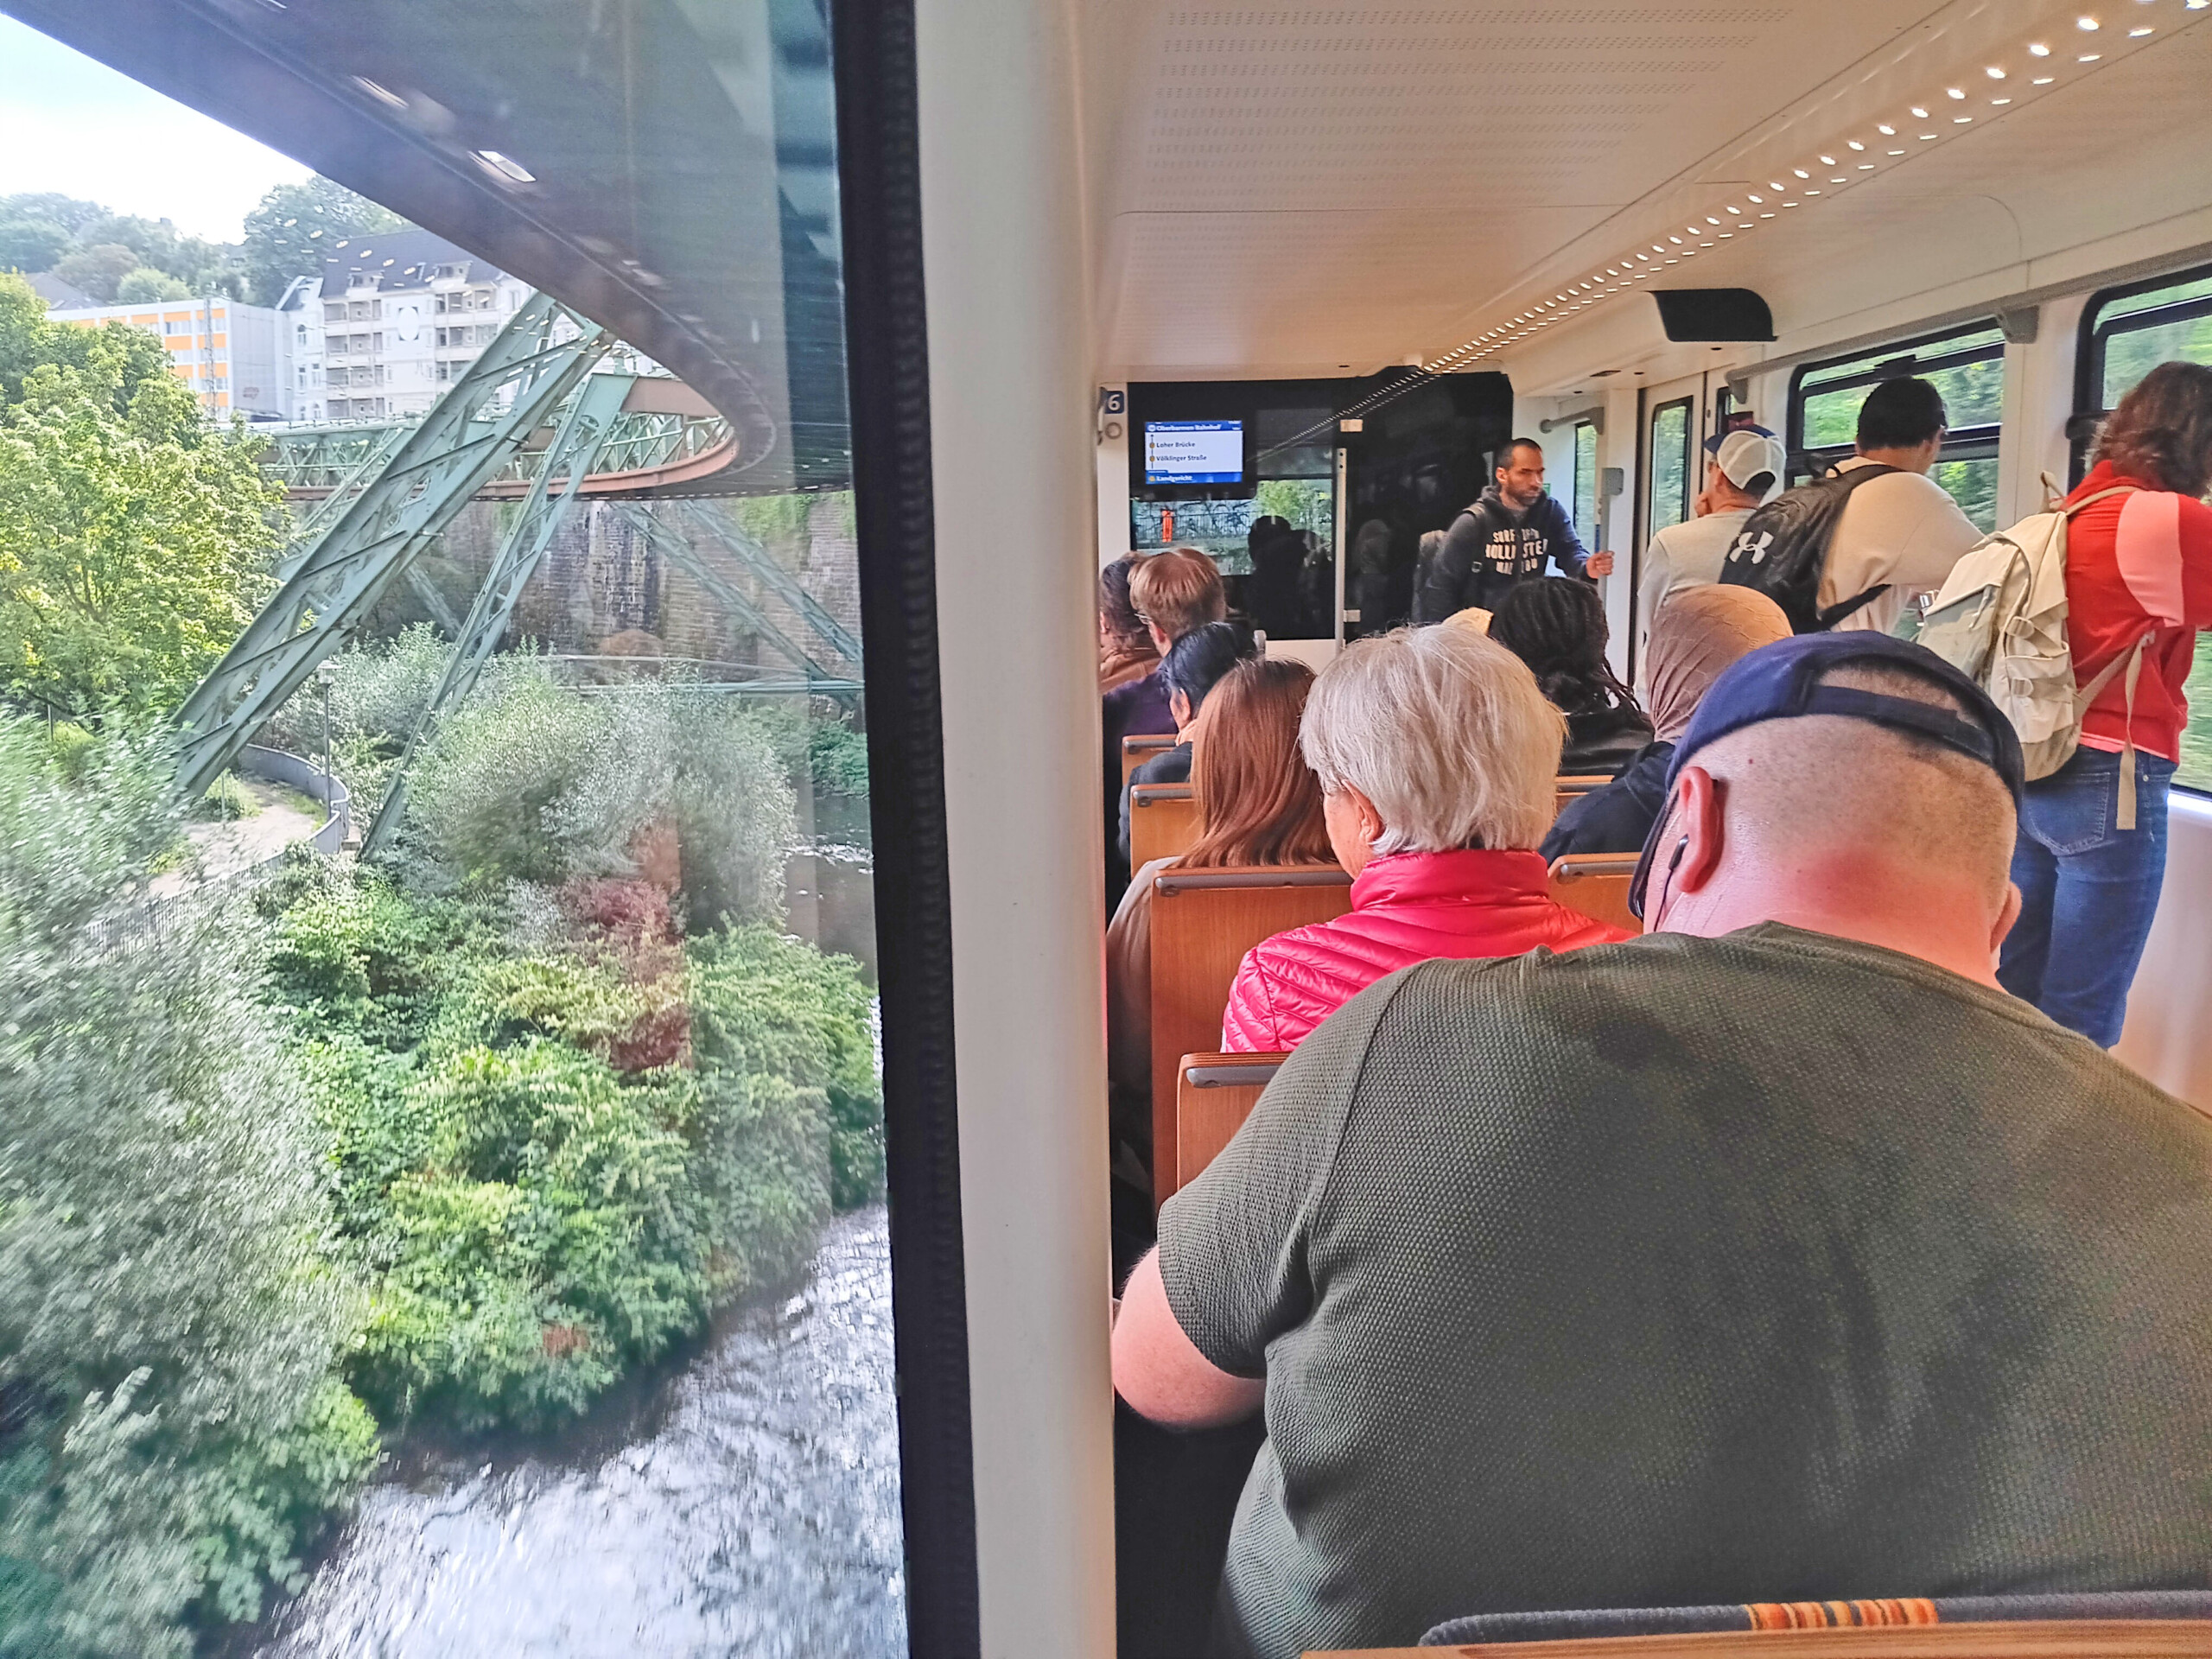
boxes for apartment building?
[278,228,532,423]
[48,293,291,419]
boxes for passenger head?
[1644,587,1791,741]
[1182,658,1332,869]
[1639,634,2024,983]
[2094,360,2212,497]
[1704,426,1786,511]
[1352,518,1393,575]
[1299,626,1561,874]
[1160,620,1261,731]
[1098,553,1153,660]
[1489,575,1641,718]
[1128,547,1228,652]
[1854,377,1948,470]
[1494,438,1547,511]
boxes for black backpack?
[1717,462,1900,632]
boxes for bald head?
[1648,659,2022,985]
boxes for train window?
[1789,322,2006,531]
[1572,420,1599,537]
[2075,263,2212,479]
[0,5,952,1653]
[1646,397,1694,540]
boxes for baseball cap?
[1627,632,2025,918]
[1704,424,1787,502]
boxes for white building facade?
[278,229,532,423]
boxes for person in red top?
[1221,626,1629,1052]
[1998,360,2212,1046]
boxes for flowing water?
[245,1207,906,1659]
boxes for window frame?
[1785,319,2005,488]
[2071,258,2212,482]
[1571,419,1599,538]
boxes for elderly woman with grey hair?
[1219,626,1629,1054]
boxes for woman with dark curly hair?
[1999,359,2212,1046]
[1487,575,1653,774]
[1097,552,1159,693]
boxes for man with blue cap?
[1114,632,2212,1659]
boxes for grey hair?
[1300,626,1564,855]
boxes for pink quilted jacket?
[1220,848,1630,1053]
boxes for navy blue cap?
[1628,632,2025,918]
[1702,421,1777,455]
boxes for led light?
[1770,180,1789,190]
[2030,41,2052,54]
[1848,140,1866,150]
[2079,52,2101,60]
[1669,234,1684,244]
[1804,188,1821,194]
[1760,212,1777,218]
[1707,214,1723,224]
[353,76,407,108]
[2033,75,2056,83]
[1992,97,2012,105]
[1747,194,1764,203]
[1794,167,1811,178]
[1910,105,1930,117]
[473,149,537,184]
[2130,25,2153,35]
[1783,201,1799,208]
[1859,162,1875,168]
[1947,87,1967,99]
[1820,153,1838,163]
[1986,66,2007,79]
[2077,16,2099,29]
[1878,124,1897,136]
[1831,175,1847,182]
[1921,131,1940,139]
[1888,148,1906,155]
[1954,115,1974,122]
[1726,205,1743,214]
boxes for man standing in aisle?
[1417,438,1615,621]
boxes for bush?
[0,719,374,1656]
[262,861,881,1433]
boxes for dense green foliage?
[1,181,415,308]
[0,721,376,1657]
[0,274,283,717]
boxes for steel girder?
[620,506,855,701]
[359,369,636,857]
[672,501,863,668]
[174,294,610,798]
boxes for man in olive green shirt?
[1111,634,2212,1659]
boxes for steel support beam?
[673,501,864,667]
[174,293,610,798]
[359,370,636,856]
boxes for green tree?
[241,179,410,306]
[0,273,175,411]
[113,268,189,305]
[50,245,139,306]
[0,276,283,716]
[0,213,68,276]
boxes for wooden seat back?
[1129,783,1200,870]
[1147,864,1351,1205]
[1554,772,1612,822]
[1174,1051,1287,1191]
[1122,731,1179,785]
[1548,852,1641,933]
[1314,1623,2212,1657]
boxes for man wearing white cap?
[1636,423,1789,695]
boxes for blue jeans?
[1998,745,2176,1047]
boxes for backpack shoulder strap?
[2062,483,2140,518]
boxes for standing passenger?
[1417,438,1616,622]
[1637,426,1786,686]
[1999,360,2212,1046]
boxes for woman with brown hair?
[1104,657,1332,1189]
[1999,359,2212,1046]
[1098,553,1158,693]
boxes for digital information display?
[1144,419,1243,485]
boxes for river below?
[243,1206,906,1658]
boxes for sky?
[0,15,310,243]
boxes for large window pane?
[1797,326,2006,448]
[1573,422,1599,537]
[0,8,906,1655]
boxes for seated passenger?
[1098,553,1159,694]
[1489,575,1654,774]
[1118,620,1262,870]
[1105,548,1228,899]
[1218,626,1628,1054]
[1113,631,2212,1659]
[1542,585,1789,861]
[1107,658,1332,1180]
